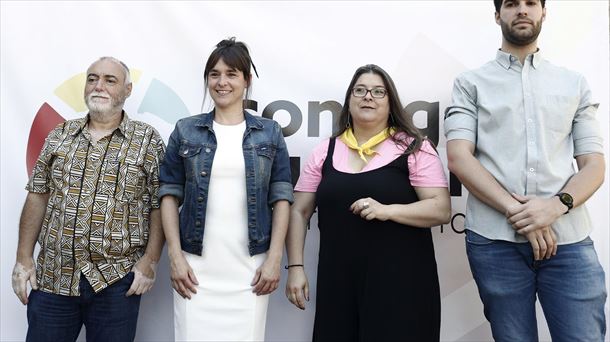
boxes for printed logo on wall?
[26,70,188,175]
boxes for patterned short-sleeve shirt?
[26,113,165,296]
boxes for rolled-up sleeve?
[572,75,604,156]
[268,122,294,204]
[444,75,478,143]
[159,124,185,205]
[269,181,294,204]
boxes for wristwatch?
[555,192,574,214]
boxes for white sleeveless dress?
[174,120,268,341]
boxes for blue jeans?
[466,230,607,342]
[26,272,141,342]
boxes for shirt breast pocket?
[541,95,577,136]
[255,143,276,185]
[102,160,145,202]
[178,142,203,182]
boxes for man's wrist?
[553,196,569,215]
[503,198,522,218]
[554,192,573,214]
[140,253,159,264]
[16,252,34,263]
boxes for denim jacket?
[159,111,294,256]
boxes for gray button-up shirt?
[444,49,604,244]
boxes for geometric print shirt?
[26,113,165,296]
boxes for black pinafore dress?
[313,138,440,342]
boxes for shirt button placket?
[522,60,538,194]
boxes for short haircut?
[494,0,546,12]
[93,56,131,85]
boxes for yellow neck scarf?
[340,127,394,162]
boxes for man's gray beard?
[86,98,124,120]
[87,102,111,114]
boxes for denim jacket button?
[197,197,204,202]
[200,171,207,177]
[195,221,201,226]
[205,148,211,153]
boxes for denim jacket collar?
[194,109,264,131]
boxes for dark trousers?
[26,272,141,342]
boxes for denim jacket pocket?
[255,143,276,186]
[179,142,203,182]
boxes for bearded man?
[12,57,166,342]
[445,0,607,340]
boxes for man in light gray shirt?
[445,0,606,340]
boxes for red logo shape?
[26,102,66,175]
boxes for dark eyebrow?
[210,67,238,73]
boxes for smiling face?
[348,72,390,131]
[496,0,545,46]
[84,59,132,115]
[207,58,249,113]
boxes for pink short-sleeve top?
[294,135,448,192]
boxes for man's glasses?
[352,86,387,99]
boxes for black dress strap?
[321,137,337,171]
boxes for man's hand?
[506,193,565,234]
[524,226,557,260]
[126,255,158,296]
[12,258,38,305]
[251,256,280,296]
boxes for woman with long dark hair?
[159,38,293,341]
[285,64,450,341]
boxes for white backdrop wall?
[1,1,608,341]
